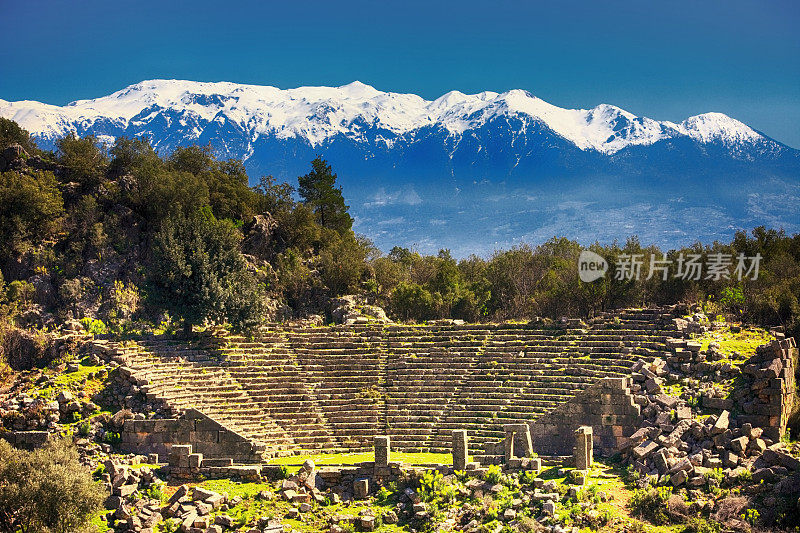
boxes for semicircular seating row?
[118,308,677,460]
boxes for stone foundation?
[120,409,261,463]
[528,377,642,457]
[0,430,49,450]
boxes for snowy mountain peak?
[679,112,761,144]
[0,79,774,155]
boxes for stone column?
[504,430,516,462]
[574,426,593,470]
[375,436,390,469]
[452,430,468,471]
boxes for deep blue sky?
[2,0,798,147]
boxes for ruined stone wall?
[527,377,642,457]
[0,430,49,450]
[734,338,797,441]
[120,409,260,463]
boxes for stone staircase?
[108,308,678,459]
[115,340,292,460]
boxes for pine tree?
[297,157,352,234]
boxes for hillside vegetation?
[1,117,799,356]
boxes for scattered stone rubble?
[623,337,797,494]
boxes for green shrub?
[684,517,723,533]
[390,282,437,322]
[418,470,442,502]
[92,463,105,480]
[79,317,108,335]
[742,508,760,526]
[0,437,105,532]
[57,134,108,190]
[484,505,499,521]
[375,485,391,504]
[102,431,121,446]
[624,464,643,486]
[483,464,502,484]
[719,286,745,315]
[629,486,672,525]
[157,519,180,533]
[704,467,724,491]
[519,469,536,486]
[7,280,35,305]
[143,481,165,502]
[148,208,267,334]
[0,169,65,264]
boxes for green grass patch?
[267,451,451,466]
[695,327,773,363]
[198,478,274,499]
[31,356,108,400]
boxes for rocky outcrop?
[330,295,391,325]
[0,143,61,174]
[242,213,279,259]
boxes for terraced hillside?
[112,308,678,459]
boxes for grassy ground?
[538,462,683,533]
[694,327,773,364]
[29,355,108,400]
[267,451,452,466]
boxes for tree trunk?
[183,321,192,337]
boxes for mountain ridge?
[0,79,784,155]
[1,79,798,256]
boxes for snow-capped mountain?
[0,79,774,154]
[1,79,798,255]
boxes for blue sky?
[2,0,799,147]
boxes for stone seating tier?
[112,308,677,458]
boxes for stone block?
[633,440,659,460]
[360,515,376,531]
[574,426,593,470]
[730,436,748,454]
[569,469,586,485]
[542,500,556,516]
[353,478,369,500]
[711,411,730,435]
[504,431,515,462]
[670,469,687,486]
